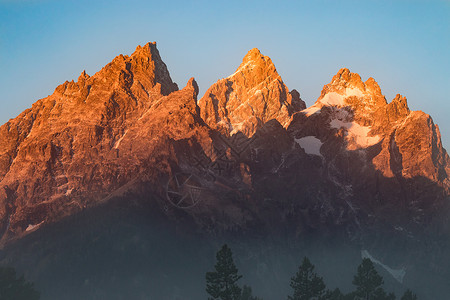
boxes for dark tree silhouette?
[206,244,242,300]
[352,258,392,300]
[288,257,327,300]
[401,289,417,300]
[0,266,40,300]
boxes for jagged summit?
[319,68,387,109]
[300,68,407,123]
[0,44,449,299]
[78,70,89,81]
[53,42,178,103]
[109,41,179,96]
[133,41,157,53]
[290,66,447,186]
[227,48,278,82]
[198,48,305,137]
[0,42,194,243]
[0,41,448,248]
[302,68,386,113]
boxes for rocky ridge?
[0,42,449,299]
[0,42,448,255]
[0,42,204,241]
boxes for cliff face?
[1,42,450,299]
[198,48,305,137]
[288,68,449,231]
[290,66,448,187]
[0,43,448,248]
[0,43,210,241]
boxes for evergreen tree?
[352,258,388,300]
[240,284,262,300]
[400,289,417,300]
[288,257,327,300]
[0,266,40,300]
[206,244,242,300]
[372,288,396,300]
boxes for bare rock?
[198,48,305,137]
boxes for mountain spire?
[198,48,305,137]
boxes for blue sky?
[1,0,449,146]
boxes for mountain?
[0,42,206,242]
[289,67,449,221]
[198,48,305,137]
[0,43,449,299]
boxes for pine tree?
[400,289,417,300]
[206,244,243,300]
[288,257,327,300]
[352,258,387,300]
[0,266,40,300]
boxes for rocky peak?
[185,77,199,98]
[317,68,387,112]
[0,68,207,247]
[78,70,89,84]
[327,68,381,97]
[295,68,448,189]
[52,42,178,103]
[227,48,278,84]
[330,68,365,89]
[198,48,305,137]
[385,94,410,120]
[128,42,178,96]
[0,42,448,256]
[298,69,391,141]
[391,94,408,108]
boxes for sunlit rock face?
[198,48,305,137]
[0,43,448,255]
[290,67,448,187]
[0,43,212,242]
[0,42,449,299]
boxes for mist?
[0,195,447,300]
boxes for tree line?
[0,244,419,299]
[0,266,40,300]
[206,244,418,300]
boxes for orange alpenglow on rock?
[198,48,305,137]
[0,42,207,242]
[0,42,448,246]
[291,67,449,185]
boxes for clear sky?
[1,0,449,147]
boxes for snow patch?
[227,61,255,78]
[230,121,246,135]
[302,88,365,117]
[114,130,129,149]
[320,92,345,106]
[301,106,321,117]
[26,221,45,232]
[330,119,380,148]
[295,136,323,157]
[345,87,364,98]
[361,250,406,283]
[318,88,364,107]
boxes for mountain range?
[0,42,449,300]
